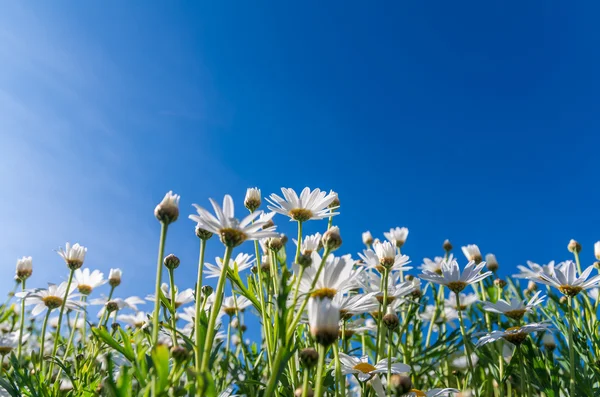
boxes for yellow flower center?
[503,326,527,345]
[559,285,583,297]
[42,296,64,310]
[353,362,376,373]
[219,228,247,248]
[375,295,396,304]
[289,208,314,222]
[311,288,337,299]
[504,309,526,320]
[447,281,468,293]
[77,285,92,295]
[409,390,427,397]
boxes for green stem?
[425,284,440,348]
[295,221,303,264]
[376,268,390,361]
[200,246,233,372]
[152,222,169,346]
[100,286,116,327]
[387,329,393,397]
[333,343,345,397]
[48,268,75,376]
[568,296,576,396]
[168,267,178,347]
[17,279,26,361]
[518,345,527,397]
[253,240,273,371]
[62,309,81,362]
[301,368,311,397]
[264,347,288,397]
[456,293,476,395]
[314,345,327,397]
[39,309,51,375]
[194,238,207,383]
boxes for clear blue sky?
[2,1,599,303]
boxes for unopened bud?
[297,253,312,267]
[299,348,319,368]
[405,275,414,281]
[542,333,556,351]
[244,188,261,212]
[362,231,373,246]
[382,307,399,330]
[202,285,213,296]
[240,324,247,333]
[111,322,120,331]
[443,239,453,252]
[154,191,180,225]
[171,345,189,363]
[560,296,568,305]
[195,226,213,240]
[322,226,342,251]
[494,279,507,289]
[267,237,284,251]
[527,281,537,292]
[485,254,499,272]
[388,374,412,396]
[105,301,119,313]
[164,254,180,270]
[108,268,122,287]
[231,318,239,328]
[295,387,314,397]
[329,193,340,209]
[568,239,581,254]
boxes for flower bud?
[382,307,399,330]
[231,317,239,329]
[494,279,507,289]
[105,300,119,313]
[443,239,453,252]
[297,253,312,268]
[171,345,189,363]
[15,256,33,281]
[527,281,537,292]
[267,237,284,251]
[154,191,180,224]
[542,333,556,351]
[202,285,213,296]
[244,187,261,212]
[111,322,120,331]
[195,225,213,240]
[388,374,412,396]
[108,268,122,287]
[596,241,600,261]
[362,231,373,246]
[485,254,499,272]
[560,296,568,305]
[328,192,340,209]
[568,239,581,254]
[322,226,342,251]
[163,254,180,270]
[299,348,319,368]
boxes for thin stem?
[518,345,527,397]
[48,268,75,376]
[425,284,439,348]
[100,286,116,327]
[17,279,26,361]
[200,245,233,372]
[568,296,576,396]
[295,221,303,264]
[301,368,311,397]
[456,293,476,395]
[333,343,345,397]
[168,267,178,347]
[62,309,81,362]
[386,329,393,397]
[152,222,169,346]
[39,309,51,375]
[194,238,207,383]
[314,344,327,397]
[376,268,390,361]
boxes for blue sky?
[2,1,600,309]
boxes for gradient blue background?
[2,2,599,315]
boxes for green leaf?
[91,326,134,361]
[151,344,170,393]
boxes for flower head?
[384,227,409,248]
[359,241,411,272]
[308,297,339,346]
[338,353,410,382]
[476,322,551,347]
[461,244,482,263]
[536,260,600,297]
[154,191,180,224]
[513,260,556,280]
[595,241,600,261]
[190,195,278,247]
[419,259,491,293]
[17,282,82,316]
[445,292,478,310]
[0,333,18,356]
[244,187,261,212]
[117,312,149,328]
[221,296,252,316]
[362,231,373,246]
[57,242,87,270]
[266,187,339,222]
[482,291,545,320]
[296,253,362,299]
[15,256,33,281]
[109,268,122,287]
[74,268,107,295]
[205,253,255,279]
[146,284,194,309]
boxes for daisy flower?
[362,272,419,304]
[482,290,545,320]
[420,305,458,330]
[221,296,252,316]
[117,312,149,328]
[513,260,557,280]
[333,293,380,319]
[266,187,339,222]
[108,268,122,287]
[244,187,261,212]
[419,259,491,293]
[451,352,479,370]
[74,268,107,295]
[338,353,410,382]
[296,253,362,299]
[0,333,18,356]
[358,241,412,273]
[476,322,551,347]
[146,284,194,309]
[445,292,478,310]
[294,232,322,255]
[154,190,180,224]
[308,297,340,346]
[17,282,82,316]
[536,260,600,296]
[420,255,453,275]
[15,256,33,281]
[339,318,377,339]
[461,244,482,263]
[204,253,255,279]
[57,242,87,270]
[92,296,145,318]
[384,227,409,248]
[190,194,278,247]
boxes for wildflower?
[0,333,18,356]
[266,187,339,222]
[536,260,600,297]
[420,306,458,330]
[362,231,373,246]
[384,227,409,248]
[244,187,261,212]
[567,239,581,253]
[295,233,322,255]
[190,194,278,247]
[419,259,491,293]
[299,253,363,299]
[443,239,453,252]
[445,292,478,310]
[322,226,342,251]
[485,253,499,272]
[146,284,194,309]
[308,297,339,346]
[17,282,82,316]
[420,255,453,275]
[476,322,551,347]
[461,244,482,263]
[91,296,145,318]
[57,242,87,270]
[362,272,419,303]
[482,291,545,320]
[333,293,379,319]
[513,260,557,280]
[595,241,600,261]
[205,253,255,278]
[74,268,106,295]
[542,333,556,351]
[154,191,180,224]
[299,347,319,368]
[117,312,148,328]
[15,256,32,281]
[221,296,252,316]
[163,254,180,270]
[340,318,377,339]
[108,268,122,287]
[451,352,479,371]
[338,353,410,381]
[358,241,411,272]
[382,306,400,329]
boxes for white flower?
[266,187,339,222]
[57,242,87,269]
[333,293,380,318]
[420,305,458,330]
[296,253,362,299]
[420,255,453,275]
[384,227,409,248]
[91,296,145,318]
[117,312,148,328]
[205,253,255,279]
[341,318,377,337]
[74,268,106,295]
[445,292,478,310]
[485,253,499,271]
[476,322,551,347]
[15,256,33,281]
[146,284,194,309]
[356,241,411,272]
[451,352,479,370]
[109,268,122,286]
[461,244,482,263]
[154,191,180,224]
[295,233,322,255]
[190,194,278,247]
[482,291,545,320]
[17,282,82,316]
[338,353,410,382]
[361,272,419,303]
[0,333,18,355]
[244,187,261,211]
[596,241,600,261]
[419,259,491,293]
[221,296,252,316]
[362,231,373,245]
[536,260,600,297]
[513,260,556,280]
[308,297,340,345]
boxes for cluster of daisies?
[2,187,600,397]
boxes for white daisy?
[92,296,145,318]
[154,191,180,224]
[420,305,458,330]
[294,232,322,255]
[358,241,412,273]
[221,296,252,316]
[296,253,362,299]
[57,242,87,269]
[340,318,377,339]
[482,291,545,320]
[0,333,18,356]
[445,292,478,310]
[117,312,148,328]
[420,255,454,275]
[108,268,122,287]
[513,260,557,280]
[536,260,600,296]
[74,268,107,295]
[146,284,194,309]
[362,272,419,303]
[461,244,482,263]
[16,282,82,317]
[419,259,491,293]
[15,256,33,281]
[308,297,340,346]
[338,353,410,382]
[266,187,339,222]
[190,194,278,247]
[204,253,255,279]
[333,293,380,318]
[244,187,261,212]
[476,322,551,347]
[384,227,409,248]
